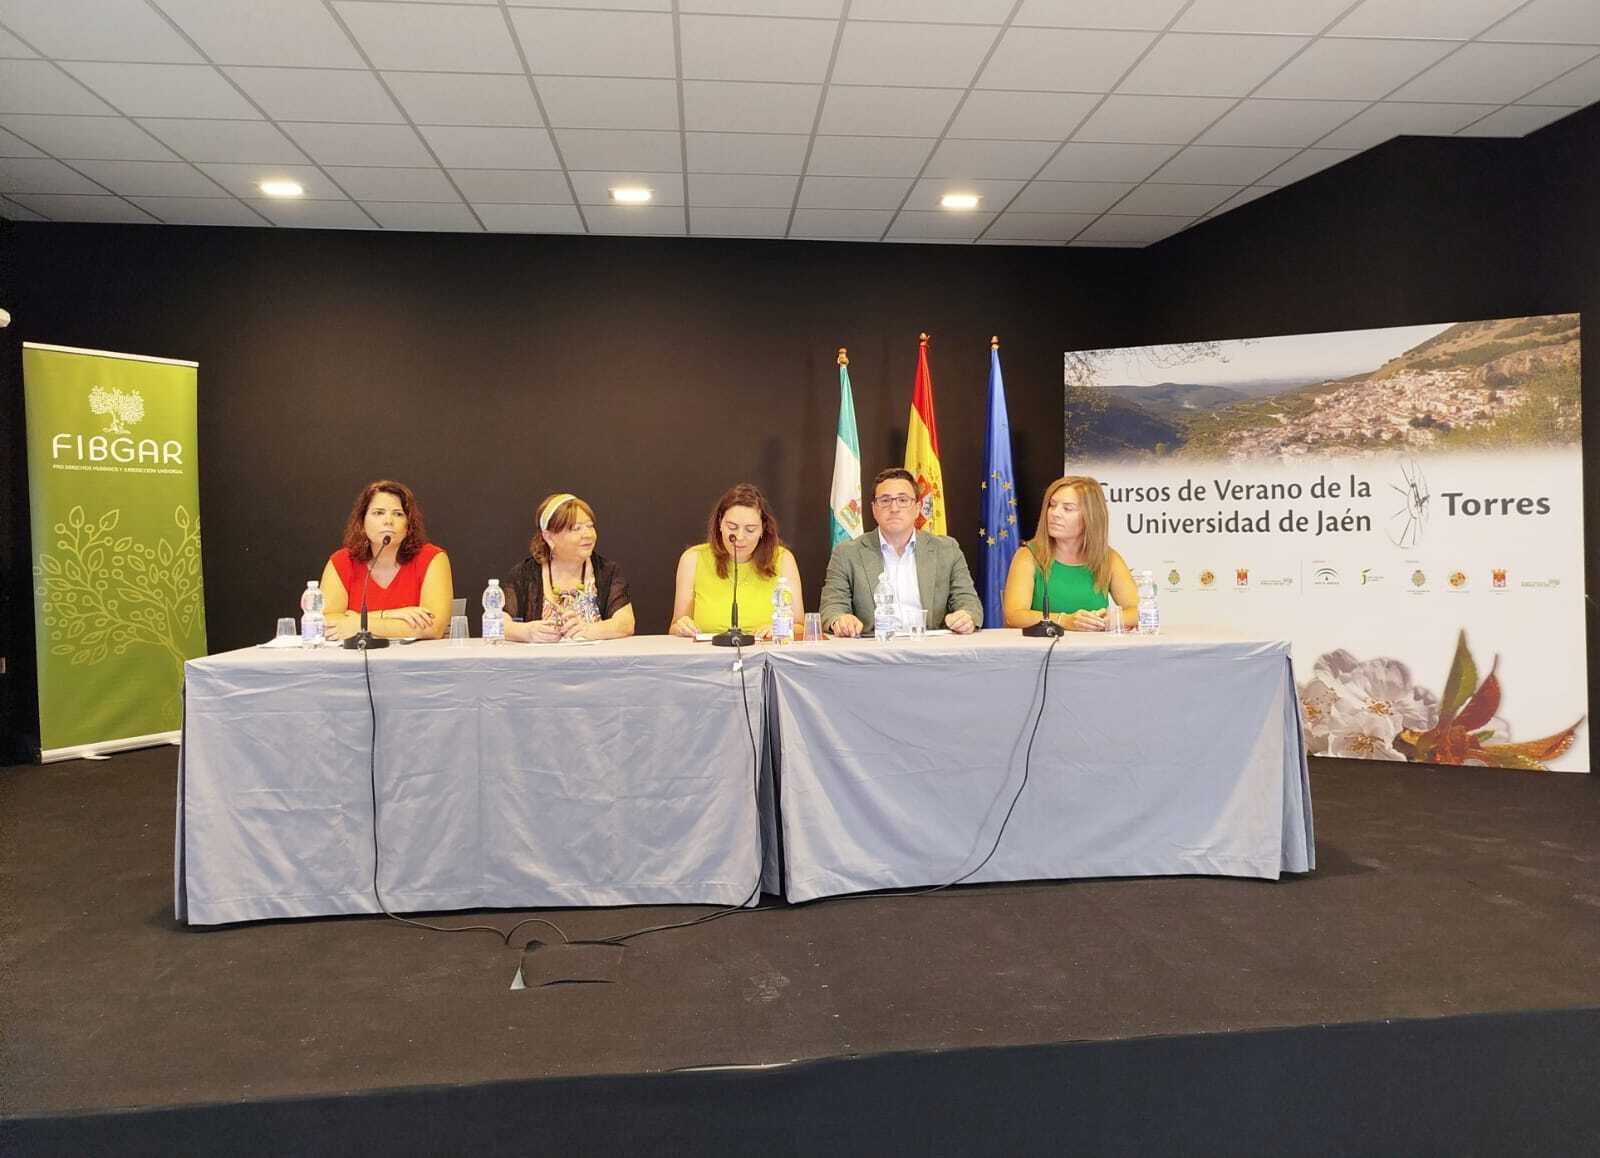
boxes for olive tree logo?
[88,385,145,434]
[33,505,204,679]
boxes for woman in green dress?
[1002,476,1138,632]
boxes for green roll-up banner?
[24,344,207,761]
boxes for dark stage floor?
[3,749,1599,1149]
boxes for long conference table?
[175,628,1314,926]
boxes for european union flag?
[979,338,1016,624]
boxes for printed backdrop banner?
[24,344,207,760]
[1065,314,1587,772]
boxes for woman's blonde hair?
[1026,476,1111,592]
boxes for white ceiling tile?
[1196,99,1365,146]
[1456,105,1574,136]
[907,177,1023,210]
[924,138,1058,179]
[541,77,680,131]
[817,87,961,136]
[364,200,479,230]
[512,9,677,78]
[682,0,840,14]
[1,200,49,220]
[324,165,458,200]
[0,156,106,193]
[1119,34,1308,97]
[886,209,996,240]
[680,15,839,82]
[0,29,39,57]
[0,61,115,115]
[556,129,681,170]
[584,204,686,234]
[138,118,308,163]
[1320,101,1501,147]
[853,0,1009,20]
[226,68,403,123]
[1205,184,1275,216]
[383,73,541,127]
[947,90,1098,140]
[790,207,892,236]
[247,197,374,227]
[1073,95,1234,143]
[1481,0,1600,44]
[1067,239,1140,246]
[128,196,266,226]
[688,206,792,236]
[683,81,819,133]
[196,161,345,198]
[1076,213,1190,242]
[1039,140,1179,179]
[1150,144,1298,183]
[334,1,523,72]
[985,210,1097,239]
[1393,44,1597,103]
[59,63,260,119]
[280,122,433,166]
[976,236,1065,246]
[1521,56,1600,105]
[1008,179,1132,212]
[806,134,934,175]
[832,21,997,87]
[797,174,912,208]
[1254,38,1455,100]
[160,0,364,67]
[0,115,176,160]
[472,202,585,232]
[0,126,43,156]
[979,28,1155,91]
[1255,146,1356,184]
[0,0,201,63]
[513,0,668,8]
[1174,0,1352,35]
[8,192,156,221]
[1330,0,1524,41]
[568,169,683,205]
[418,125,559,168]
[1014,0,1185,29]
[688,171,797,206]
[686,131,810,173]
[449,168,572,202]
[1113,182,1236,214]
[68,159,225,197]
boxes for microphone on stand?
[711,530,755,648]
[1022,554,1063,638]
[344,534,393,651]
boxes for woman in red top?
[320,479,454,641]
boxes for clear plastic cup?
[804,612,822,641]
[275,617,296,641]
[448,615,469,645]
[907,608,930,640]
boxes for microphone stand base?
[711,630,756,647]
[1022,621,1064,638]
[343,632,391,650]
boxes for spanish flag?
[904,332,946,534]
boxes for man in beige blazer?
[820,467,983,637]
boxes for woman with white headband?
[503,492,635,643]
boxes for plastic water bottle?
[873,571,900,641]
[482,578,505,643]
[299,580,324,648]
[770,576,795,644]
[1135,570,1160,635]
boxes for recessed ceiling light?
[258,179,304,198]
[610,186,653,204]
[940,193,980,211]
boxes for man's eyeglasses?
[874,495,917,510]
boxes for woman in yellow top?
[1002,475,1138,632]
[670,482,805,637]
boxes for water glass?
[803,612,822,641]
[907,608,930,641]
[275,617,296,642]
[448,615,470,645]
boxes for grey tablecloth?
[176,637,768,925]
[765,628,1314,902]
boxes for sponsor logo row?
[1159,567,1564,591]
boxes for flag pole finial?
[991,335,999,348]
[919,331,929,345]
[837,347,849,366]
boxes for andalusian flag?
[904,332,946,534]
[829,347,863,546]
[979,337,1017,623]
